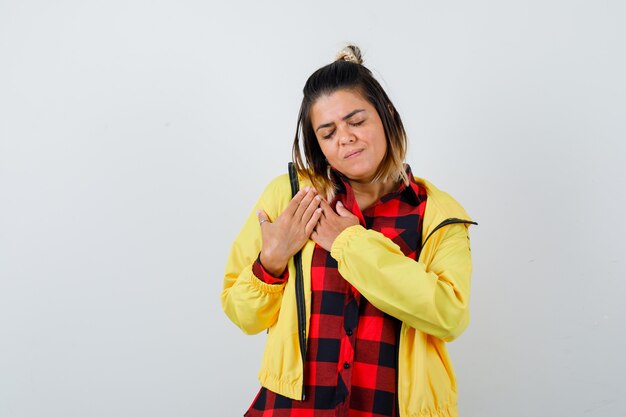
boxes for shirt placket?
[334,293,359,416]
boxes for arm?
[221,196,288,335]
[221,176,322,335]
[330,222,473,341]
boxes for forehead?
[310,89,374,124]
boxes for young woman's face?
[310,89,387,183]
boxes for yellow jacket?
[221,173,475,417]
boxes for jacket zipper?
[294,251,307,401]
[288,163,307,401]
[421,218,477,251]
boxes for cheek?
[317,141,335,161]
[374,129,388,155]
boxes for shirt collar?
[330,164,421,207]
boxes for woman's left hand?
[312,199,360,252]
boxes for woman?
[221,45,476,417]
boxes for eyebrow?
[315,109,365,132]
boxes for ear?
[387,103,395,115]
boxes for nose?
[338,126,356,145]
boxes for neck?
[349,178,400,210]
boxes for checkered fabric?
[247,166,427,417]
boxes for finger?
[256,210,271,226]
[299,194,322,223]
[294,188,318,220]
[304,207,323,235]
[335,201,354,217]
[318,198,336,217]
[284,188,309,216]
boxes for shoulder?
[413,175,473,222]
[262,173,291,195]
[256,172,314,217]
[260,171,315,199]
[255,174,290,209]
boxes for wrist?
[259,250,288,277]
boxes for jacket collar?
[329,164,423,209]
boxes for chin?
[343,170,376,183]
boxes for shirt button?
[346,329,353,336]
[343,362,350,369]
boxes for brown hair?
[292,45,408,200]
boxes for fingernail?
[337,201,343,206]
[315,195,321,201]
[304,186,310,192]
[256,210,261,215]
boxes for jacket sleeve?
[330,222,472,341]
[220,177,289,335]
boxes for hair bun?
[335,45,363,65]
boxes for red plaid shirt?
[247,166,427,417]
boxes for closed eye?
[320,119,365,139]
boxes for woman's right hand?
[257,187,323,276]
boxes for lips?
[343,149,364,160]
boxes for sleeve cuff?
[330,225,366,261]
[252,254,289,284]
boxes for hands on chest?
[257,187,359,276]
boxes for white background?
[1,1,625,416]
